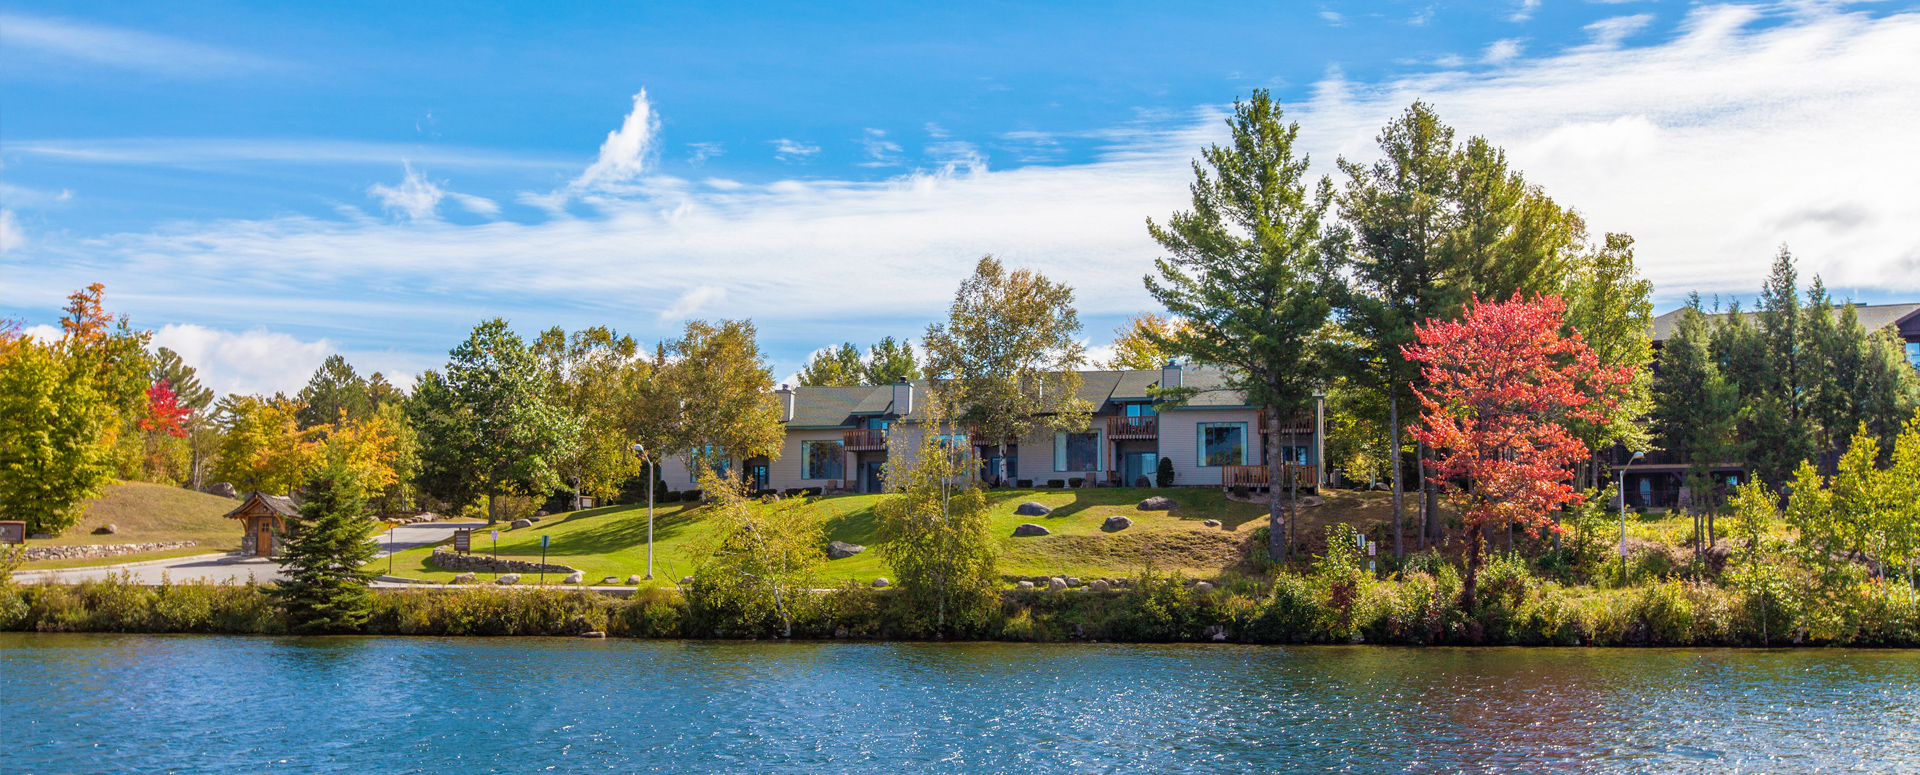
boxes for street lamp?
[635,442,654,581]
[1618,450,1646,571]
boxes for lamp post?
[1618,450,1645,577]
[635,442,654,581]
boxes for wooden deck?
[1105,416,1158,440]
[1222,463,1318,489]
[842,429,887,451]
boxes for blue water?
[7,634,1918,774]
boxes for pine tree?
[864,337,922,385]
[273,466,378,634]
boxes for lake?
[7,634,1917,774]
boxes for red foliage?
[1405,295,1635,539]
[140,380,192,438]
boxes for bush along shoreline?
[7,562,1917,646]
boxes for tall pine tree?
[274,465,378,634]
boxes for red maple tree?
[140,379,192,439]
[1404,294,1635,612]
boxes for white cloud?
[860,129,905,167]
[1319,11,1345,25]
[1511,0,1543,23]
[1484,39,1525,64]
[367,163,445,221]
[21,324,60,342]
[448,193,501,218]
[150,324,337,397]
[0,209,22,253]
[6,4,1919,374]
[1585,14,1655,47]
[571,90,659,190]
[772,138,821,162]
[687,142,725,165]
[0,13,283,77]
[658,286,727,323]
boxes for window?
[1907,341,1919,369]
[802,440,844,480]
[690,446,729,482]
[1277,445,1310,465]
[935,433,970,449]
[1198,423,1246,467]
[1054,431,1100,471]
[1124,403,1157,417]
[867,418,892,430]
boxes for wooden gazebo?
[224,492,299,557]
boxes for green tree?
[923,255,1090,484]
[1144,90,1338,561]
[273,464,378,634]
[294,355,377,430]
[657,319,784,481]
[1561,233,1657,478]
[410,319,578,522]
[796,342,866,387]
[0,337,117,535]
[535,326,647,505]
[149,347,214,413]
[1650,295,1741,552]
[686,472,822,637]
[863,336,922,385]
[212,395,319,495]
[1099,313,1190,370]
[1733,248,1816,487]
[876,421,1000,636]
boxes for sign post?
[491,529,499,580]
[0,520,26,545]
[453,529,471,555]
[540,534,551,585]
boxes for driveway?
[15,521,486,586]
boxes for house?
[1620,301,1920,508]
[660,362,1326,495]
[224,492,299,556]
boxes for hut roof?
[223,492,299,520]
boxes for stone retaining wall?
[429,549,577,575]
[24,541,200,562]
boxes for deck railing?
[842,429,888,451]
[1222,463,1318,489]
[1105,416,1158,439]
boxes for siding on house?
[1157,407,1261,487]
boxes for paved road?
[16,522,486,586]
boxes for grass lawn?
[369,486,1406,587]
[19,482,243,570]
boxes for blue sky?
[4,1,1919,395]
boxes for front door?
[748,463,769,491]
[1123,453,1152,487]
[256,520,273,556]
[862,460,885,494]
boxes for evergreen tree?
[295,355,375,430]
[1737,248,1815,486]
[796,343,866,386]
[864,336,921,385]
[1144,89,1338,561]
[149,347,214,413]
[1650,295,1742,553]
[273,465,377,634]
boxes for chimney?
[776,384,794,422]
[1161,360,1183,391]
[891,377,913,417]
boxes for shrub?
[1156,457,1175,488]
[1016,479,1033,488]
[1047,479,1066,489]
[1068,477,1085,488]
[1243,573,1320,643]
[1629,582,1695,644]
[682,489,703,502]
[784,488,803,497]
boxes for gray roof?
[224,492,299,519]
[1651,302,1920,343]
[782,366,1255,427]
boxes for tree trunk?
[1267,404,1286,562]
[1462,525,1484,614]
[1289,422,1299,556]
[1390,390,1406,555]
[487,493,498,525]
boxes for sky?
[3,1,1919,397]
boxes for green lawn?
[369,487,1405,586]
[19,482,243,570]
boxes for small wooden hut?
[224,492,299,557]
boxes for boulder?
[1090,579,1110,593]
[827,540,866,559]
[580,631,607,639]
[1013,523,1051,537]
[602,576,620,584]
[1014,501,1052,517]
[563,571,585,584]
[92,524,118,535]
[29,532,52,540]
[497,573,521,585]
[1066,577,1082,587]
[1048,577,1067,592]
[528,515,542,523]
[1193,581,1214,593]
[1017,580,1035,590]
[679,576,694,585]
[511,518,532,529]
[207,482,238,498]
[452,572,478,584]
[626,575,644,585]
[1296,495,1327,508]
[1137,496,1179,511]
[1202,519,1222,527]
[1101,515,1133,531]
[872,577,891,588]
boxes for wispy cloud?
[0,13,285,77]
[1319,10,1345,26]
[1585,14,1655,47]
[1510,0,1542,23]
[448,193,501,218]
[368,163,445,221]
[0,210,23,253]
[659,286,727,323]
[687,142,725,165]
[859,129,905,167]
[1483,38,1525,64]
[570,90,659,190]
[772,138,821,162]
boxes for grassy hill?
[19,482,243,569]
[372,486,1401,586]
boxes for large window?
[1277,445,1310,465]
[935,433,970,449]
[1124,403,1157,417]
[690,446,729,483]
[1054,431,1100,471]
[1908,341,1919,369]
[1198,423,1247,467]
[802,440,845,480]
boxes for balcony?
[843,429,887,451]
[1222,463,1318,489]
[1105,416,1158,440]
